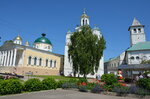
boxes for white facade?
[0,49,19,67]
[105,18,149,74]
[33,43,52,52]
[127,50,150,65]
[64,11,104,78]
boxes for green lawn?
[29,75,79,80]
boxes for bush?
[136,88,150,96]
[103,84,113,91]
[78,85,88,92]
[57,80,67,88]
[77,78,88,84]
[0,75,4,80]
[113,86,129,96]
[62,82,77,89]
[101,74,117,85]
[91,84,103,93]
[124,78,133,83]
[42,78,57,90]
[87,83,96,90]
[136,78,150,90]
[129,85,150,96]
[0,79,23,95]
[68,78,78,83]
[129,85,139,94]
[143,71,150,78]
[24,78,43,91]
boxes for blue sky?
[0,0,150,60]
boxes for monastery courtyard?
[0,89,136,99]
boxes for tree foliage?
[68,26,106,77]
[141,60,150,64]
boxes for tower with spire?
[80,9,89,26]
[128,18,146,46]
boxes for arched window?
[46,59,48,67]
[34,57,37,65]
[134,29,136,33]
[130,56,134,60]
[54,61,56,67]
[83,19,84,25]
[136,56,140,60]
[50,60,52,67]
[28,56,32,65]
[138,28,141,33]
[39,58,42,66]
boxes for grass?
[29,75,79,80]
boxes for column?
[9,50,13,66]
[1,51,4,66]
[13,49,17,66]
[6,51,10,66]
[4,51,7,66]
[0,52,1,66]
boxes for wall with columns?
[0,49,17,67]
[0,44,64,75]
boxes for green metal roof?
[104,57,118,63]
[34,34,52,45]
[127,42,150,51]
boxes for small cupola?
[34,33,52,52]
[13,35,22,45]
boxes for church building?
[105,18,150,78]
[64,11,104,78]
[0,33,64,75]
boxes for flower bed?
[0,74,150,98]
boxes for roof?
[81,13,89,18]
[127,42,150,51]
[128,18,144,31]
[118,64,150,70]
[132,18,141,26]
[104,57,119,63]
[14,35,22,41]
[0,42,63,57]
[34,33,52,45]
[81,10,89,18]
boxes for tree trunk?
[83,74,86,78]
[74,71,76,77]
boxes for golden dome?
[14,35,22,41]
[81,13,89,18]
[25,41,29,46]
[81,9,89,18]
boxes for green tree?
[141,60,150,64]
[68,26,106,78]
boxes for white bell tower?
[80,9,89,26]
[128,18,146,46]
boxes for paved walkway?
[0,89,137,99]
